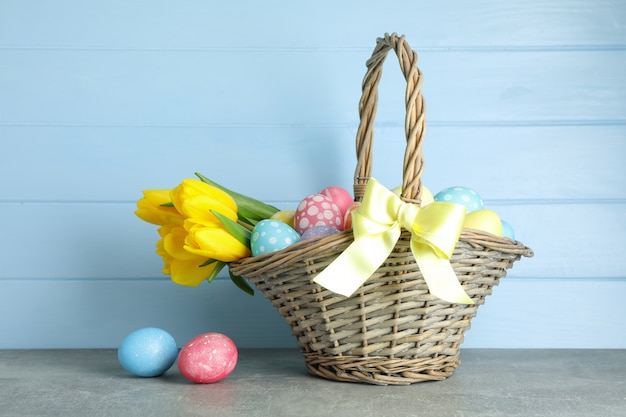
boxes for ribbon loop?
[313,178,473,304]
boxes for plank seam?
[1,120,625,128]
[1,45,625,52]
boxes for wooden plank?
[497,203,626,279]
[0,279,293,349]
[463,278,626,348]
[0,202,622,280]
[1,50,625,125]
[1,0,625,49]
[1,125,624,201]
[0,278,623,348]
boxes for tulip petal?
[161,226,201,261]
[135,189,184,225]
[170,179,238,222]
[169,259,217,286]
[184,228,251,261]
[210,209,251,247]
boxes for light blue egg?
[501,219,515,240]
[251,219,301,256]
[118,327,178,377]
[434,186,484,213]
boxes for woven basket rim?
[230,226,532,278]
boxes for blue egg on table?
[118,327,178,377]
[434,186,484,213]
[501,219,515,240]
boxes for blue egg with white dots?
[251,219,301,256]
[501,219,515,240]
[434,186,484,213]
[118,327,178,377]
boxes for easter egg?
[434,186,484,213]
[391,185,434,207]
[301,225,340,240]
[501,219,515,240]
[343,202,361,230]
[295,194,344,234]
[251,219,301,256]
[463,209,502,236]
[118,327,178,377]
[319,186,354,217]
[178,332,238,384]
[270,209,296,228]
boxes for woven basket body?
[230,33,533,385]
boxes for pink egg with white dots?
[319,186,354,217]
[295,193,344,234]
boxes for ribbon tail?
[314,228,400,297]
[412,241,474,305]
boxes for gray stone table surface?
[0,349,624,417]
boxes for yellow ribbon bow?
[313,178,474,304]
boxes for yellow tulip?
[170,179,238,224]
[156,225,216,286]
[136,177,259,294]
[169,258,220,286]
[159,225,200,261]
[135,189,184,226]
[155,238,173,275]
[184,219,251,262]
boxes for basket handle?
[353,33,426,204]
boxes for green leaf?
[210,209,251,247]
[237,212,257,227]
[160,202,175,207]
[198,258,218,268]
[205,261,226,283]
[195,172,280,221]
[229,269,254,296]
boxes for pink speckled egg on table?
[178,332,238,384]
[295,193,344,234]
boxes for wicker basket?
[230,32,533,385]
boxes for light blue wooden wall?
[1,1,624,349]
